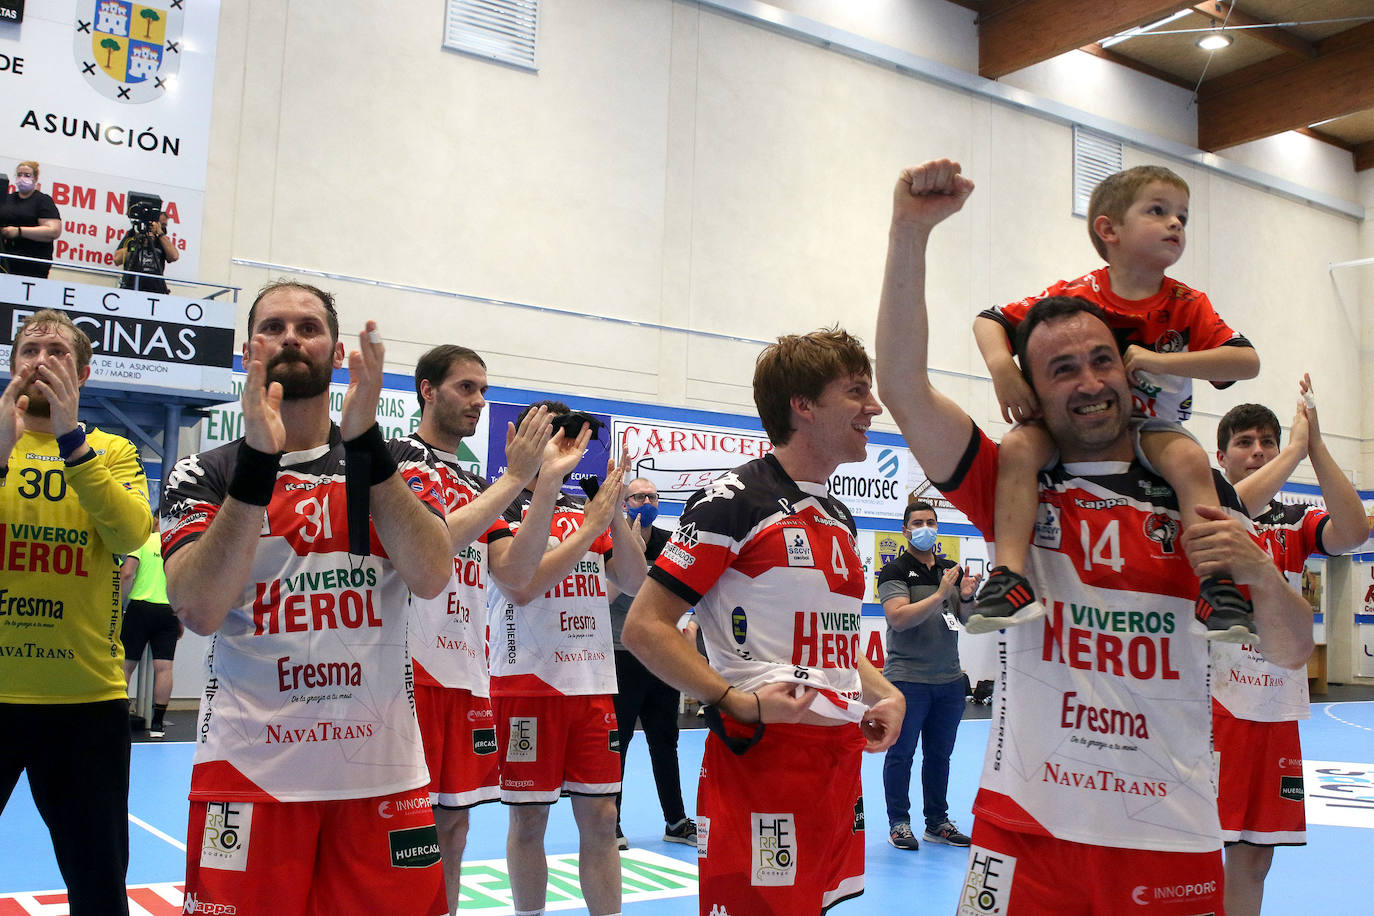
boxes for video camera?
[126,190,162,234]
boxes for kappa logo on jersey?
[198,801,252,873]
[707,906,732,916]
[785,530,814,567]
[507,717,537,762]
[698,472,746,505]
[1144,512,1180,555]
[751,812,797,887]
[183,893,237,914]
[1033,503,1062,549]
[957,846,1016,916]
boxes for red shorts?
[696,718,865,916]
[1214,708,1306,845]
[959,819,1223,915]
[491,693,621,803]
[414,683,500,809]
[184,787,446,916]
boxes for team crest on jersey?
[1143,512,1179,555]
[1154,329,1185,353]
[1032,503,1061,549]
[785,530,814,567]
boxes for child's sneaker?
[888,822,919,851]
[1196,576,1258,644]
[663,818,697,846]
[967,566,1042,634]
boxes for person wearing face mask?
[877,499,982,852]
[0,161,63,278]
[607,477,696,850]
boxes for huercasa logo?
[389,825,442,868]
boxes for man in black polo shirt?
[878,499,981,851]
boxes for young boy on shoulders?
[972,165,1260,641]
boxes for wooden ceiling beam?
[978,0,1191,79]
[1078,43,1194,89]
[1189,2,1317,59]
[1355,141,1374,173]
[1197,22,1374,151]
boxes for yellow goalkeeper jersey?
[1,426,152,704]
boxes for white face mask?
[14,176,36,194]
[907,526,938,552]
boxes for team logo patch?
[388,825,441,868]
[731,607,748,645]
[1280,775,1305,802]
[199,801,252,872]
[1144,512,1180,555]
[957,846,1016,916]
[750,812,796,887]
[697,816,710,858]
[473,727,497,756]
[507,717,537,762]
[785,530,814,567]
[674,523,700,548]
[1032,503,1061,549]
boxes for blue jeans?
[882,678,965,830]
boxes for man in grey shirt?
[877,500,981,851]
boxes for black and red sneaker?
[966,566,1043,634]
[1196,576,1258,645]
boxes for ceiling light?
[1197,30,1233,50]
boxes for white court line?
[1320,701,1374,733]
[129,813,187,852]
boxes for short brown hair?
[1087,165,1189,260]
[246,280,339,343]
[753,327,872,446]
[1217,403,1281,453]
[11,309,92,372]
[414,344,487,410]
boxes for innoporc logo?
[74,0,184,103]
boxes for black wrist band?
[56,428,86,459]
[228,442,281,506]
[344,423,397,486]
[709,684,733,707]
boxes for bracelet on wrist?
[709,684,733,707]
[228,441,282,506]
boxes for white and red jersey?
[938,426,1240,853]
[648,454,866,723]
[980,268,1252,422]
[487,493,617,698]
[161,429,445,803]
[1211,499,1327,723]
[406,437,512,696]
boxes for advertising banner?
[1,0,220,277]
[0,274,233,391]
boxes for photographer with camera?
[0,161,62,278]
[114,194,178,294]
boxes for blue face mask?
[907,526,938,552]
[627,502,658,527]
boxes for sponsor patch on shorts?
[1280,774,1305,802]
[957,845,1016,916]
[750,812,796,886]
[199,801,253,872]
[852,796,865,833]
[473,727,497,756]
[609,727,621,754]
[507,717,537,762]
[389,824,442,868]
[697,816,710,858]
